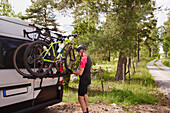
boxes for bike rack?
[47,73,69,78]
[22,72,69,79]
[22,72,69,89]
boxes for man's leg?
[84,94,89,113]
[84,94,88,109]
[78,96,87,112]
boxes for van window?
[0,36,30,69]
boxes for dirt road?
[37,101,170,113]
[37,102,125,113]
[147,59,170,99]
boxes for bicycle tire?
[24,41,53,77]
[64,47,77,70]
[13,43,32,77]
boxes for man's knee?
[78,96,84,101]
[78,96,80,102]
[79,96,84,99]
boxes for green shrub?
[162,59,170,67]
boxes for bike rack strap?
[22,72,70,79]
[47,73,69,78]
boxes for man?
[68,44,92,113]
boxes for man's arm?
[73,68,84,76]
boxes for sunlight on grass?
[62,88,78,102]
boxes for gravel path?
[37,102,125,113]
[147,59,170,99]
[37,101,170,113]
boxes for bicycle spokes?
[24,41,53,77]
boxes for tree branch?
[112,20,130,37]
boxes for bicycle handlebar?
[23,29,48,41]
[54,33,79,39]
[23,24,57,41]
[24,24,79,41]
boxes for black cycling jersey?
[79,55,92,85]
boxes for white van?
[0,16,63,113]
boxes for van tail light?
[59,63,63,85]
[58,63,63,100]
[59,80,63,85]
[59,63,63,72]
[29,24,36,27]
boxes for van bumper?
[14,99,61,113]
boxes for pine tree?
[22,0,59,27]
[0,0,16,17]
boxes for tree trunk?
[115,52,127,80]
[137,35,140,62]
[128,57,131,79]
[149,47,151,57]
[108,50,111,62]
[165,52,167,58]
[132,57,135,73]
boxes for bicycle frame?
[40,39,71,63]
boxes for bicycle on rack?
[23,32,79,78]
[13,24,58,77]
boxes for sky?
[8,0,170,53]
[9,0,74,34]
[9,0,170,32]
[154,0,170,27]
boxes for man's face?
[78,49,83,56]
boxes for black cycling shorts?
[78,83,88,96]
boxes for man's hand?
[72,68,84,76]
[66,69,73,74]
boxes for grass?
[162,59,170,67]
[62,58,164,106]
[92,60,117,72]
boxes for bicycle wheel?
[13,43,32,77]
[24,41,53,77]
[64,47,78,71]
